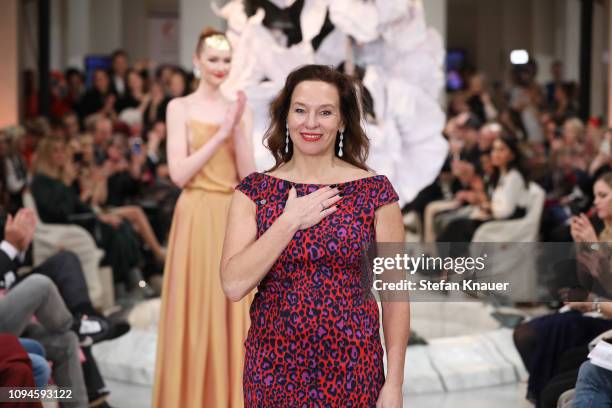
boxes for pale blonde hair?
[564,118,585,143]
[32,137,67,180]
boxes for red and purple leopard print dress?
[236,172,399,407]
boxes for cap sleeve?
[373,176,399,210]
[235,172,261,203]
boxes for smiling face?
[193,44,232,88]
[286,80,344,158]
[594,179,612,221]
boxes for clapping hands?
[4,209,37,252]
[220,91,247,139]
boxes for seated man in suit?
[0,208,133,406]
[0,208,88,407]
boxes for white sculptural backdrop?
[213,0,449,206]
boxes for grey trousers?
[0,274,87,407]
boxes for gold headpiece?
[204,34,231,51]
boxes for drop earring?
[193,66,201,79]
[285,124,290,154]
[338,129,344,157]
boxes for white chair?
[22,191,115,310]
[469,182,545,302]
[472,182,545,243]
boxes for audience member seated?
[18,338,50,388]
[0,128,27,214]
[423,158,488,243]
[87,135,167,263]
[114,69,148,114]
[465,73,498,124]
[139,121,180,243]
[77,69,117,125]
[63,68,85,111]
[573,359,612,406]
[0,208,131,342]
[155,64,175,96]
[540,147,591,241]
[0,333,42,408]
[560,117,587,171]
[437,134,529,242]
[589,128,612,178]
[0,209,88,406]
[0,208,128,406]
[110,50,130,99]
[30,137,142,291]
[544,60,564,109]
[550,83,578,126]
[509,61,544,143]
[513,171,612,407]
[102,135,145,206]
[478,122,503,153]
[168,68,188,98]
[142,81,169,134]
[89,116,114,165]
[62,110,81,144]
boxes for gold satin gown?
[153,120,251,408]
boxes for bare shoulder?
[167,96,188,115]
[336,161,376,181]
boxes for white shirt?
[0,240,20,289]
[491,168,529,219]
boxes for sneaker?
[75,315,111,344]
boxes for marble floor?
[105,379,533,408]
[92,295,540,408]
[90,218,547,407]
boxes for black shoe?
[75,315,112,344]
[105,314,131,341]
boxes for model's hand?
[376,383,403,408]
[220,91,247,139]
[281,185,341,230]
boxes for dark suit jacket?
[0,245,18,289]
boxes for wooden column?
[0,0,19,127]
[609,0,612,126]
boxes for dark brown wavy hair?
[264,64,370,172]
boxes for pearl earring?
[285,124,289,154]
[338,129,344,157]
[193,66,201,79]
